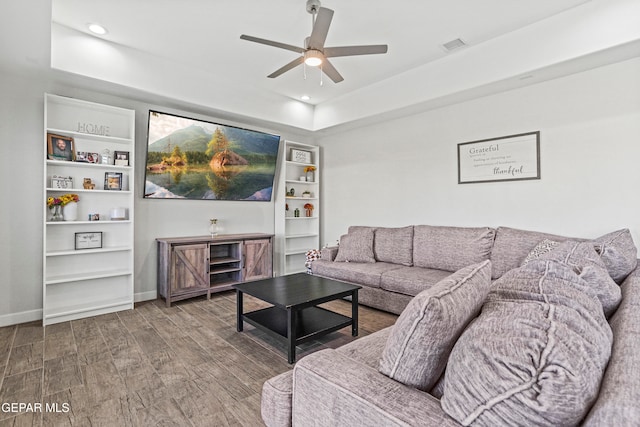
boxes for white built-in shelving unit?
[275,141,320,275]
[43,94,135,325]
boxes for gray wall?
[317,58,640,246]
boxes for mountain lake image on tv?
[144,111,281,201]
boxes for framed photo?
[75,232,103,250]
[104,172,123,190]
[51,175,73,189]
[114,151,130,166]
[47,133,75,161]
[457,131,540,184]
[291,148,312,164]
[76,152,99,163]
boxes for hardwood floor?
[0,292,397,426]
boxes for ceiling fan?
[240,0,388,83]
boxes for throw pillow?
[536,240,621,317]
[374,226,414,266]
[521,238,560,266]
[441,260,613,426]
[378,260,492,391]
[413,225,495,272]
[334,228,375,263]
[593,229,638,284]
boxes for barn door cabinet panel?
[243,239,273,282]
[157,233,273,306]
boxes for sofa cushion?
[335,228,375,263]
[413,225,495,272]
[536,240,622,317]
[261,370,293,427]
[374,226,414,266]
[441,260,613,426]
[336,327,392,369]
[311,259,402,288]
[490,226,576,279]
[378,260,492,391]
[380,266,452,296]
[593,228,637,283]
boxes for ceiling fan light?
[304,50,323,67]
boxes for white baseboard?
[0,309,42,327]
[134,290,157,303]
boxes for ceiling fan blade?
[324,45,388,58]
[321,58,344,83]
[308,7,334,49]
[240,34,305,54]
[267,56,305,78]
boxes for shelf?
[210,256,242,265]
[46,160,132,171]
[47,127,133,144]
[286,233,319,239]
[285,180,317,185]
[44,94,136,325]
[46,220,131,225]
[46,246,132,257]
[286,217,318,220]
[285,160,316,168]
[46,188,132,194]
[285,250,310,256]
[210,266,242,274]
[45,269,132,285]
[286,196,318,200]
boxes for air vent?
[442,38,467,52]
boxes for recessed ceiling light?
[301,95,311,101]
[87,23,108,35]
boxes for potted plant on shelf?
[304,203,314,217]
[302,190,311,198]
[304,165,316,182]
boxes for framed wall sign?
[75,232,103,250]
[457,131,540,184]
[291,148,312,164]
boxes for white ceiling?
[1,1,639,133]
[51,0,589,106]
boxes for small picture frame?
[104,172,123,190]
[114,151,130,166]
[75,232,103,250]
[51,175,73,189]
[47,133,75,161]
[88,213,100,221]
[291,148,312,164]
[76,152,99,163]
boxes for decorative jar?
[63,201,78,221]
[209,218,218,237]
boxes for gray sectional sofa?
[262,225,640,426]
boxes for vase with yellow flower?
[47,193,79,221]
[303,203,314,218]
[304,165,316,183]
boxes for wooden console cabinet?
[157,233,273,306]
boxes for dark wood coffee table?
[233,273,361,363]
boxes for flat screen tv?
[144,110,281,201]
